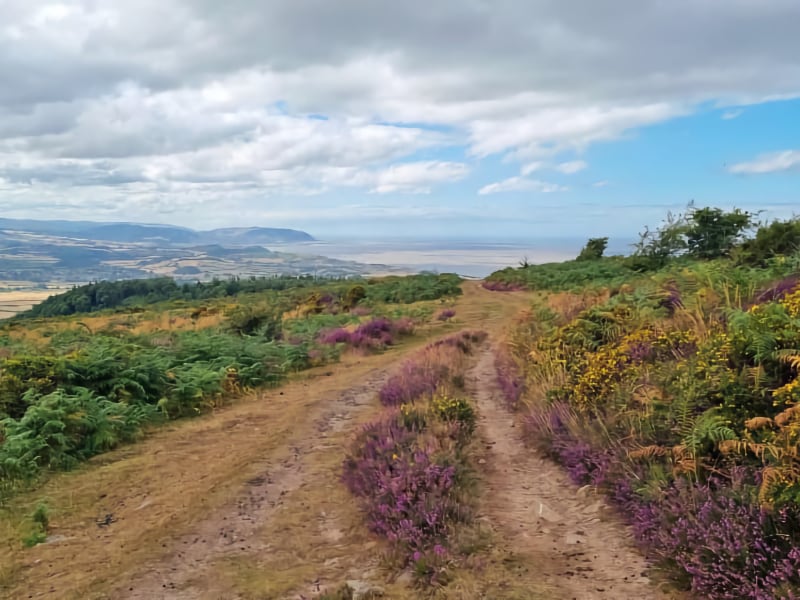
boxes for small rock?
[565,532,586,545]
[478,458,487,465]
[43,534,73,545]
[135,499,153,511]
[531,498,562,523]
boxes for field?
[0,289,67,319]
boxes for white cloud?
[1,0,800,224]
[722,109,744,120]
[328,161,469,194]
[556,160,588,174]
[468,103,684,159]
[521,161,546,175]
[478,176,567,195]
[592,180,611,187]
[728,150,800,174]
[521,159,587,175]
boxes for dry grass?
[0,289,66,319]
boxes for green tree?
[738,217,800,265]
[628,211,688,271]
[685,206,754,259]
[576,237,609,261]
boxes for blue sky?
[1,1,799,244]
[271,99,800,243]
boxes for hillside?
[0,218,314,245]
[0,217,394,288]
[1,208,800,599]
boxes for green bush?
[576,237,608,261]
[0,389,152,480]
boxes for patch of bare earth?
[471,345,674,600]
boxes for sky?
[0,0,799,242]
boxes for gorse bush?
[498,251,800,598]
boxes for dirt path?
[471,344,668,600]
[118,369,390,600]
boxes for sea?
[271,238,616,278]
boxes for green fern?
[682,408,736,455]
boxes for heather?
[378,331,486,406]
[493,347,524,410]
[318,316,415,351]
[494,208,800,599]
[343,331,485,586]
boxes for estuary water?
[271,238,590,278]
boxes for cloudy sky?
[1,0,799,240]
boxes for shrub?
[576,237,608,261]
[631,481,800,600]
[22,503,50,547]
[318,317,415,352]
[739,217,800,266]
[431,394,476,434]
[0,389,152,481]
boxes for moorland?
[1,206,800,599]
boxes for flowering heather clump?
[379,332,484,406]
[481,280,525,292]
[757,275,800,303]
[343,330,485,586]
[380,362,446,406]
[437,309,456,321]
[318,327,352,345]
[318,317,415,351]
[658,285,683,315]
[630,481,800,600]
[355,317,394,339]
[393,317,415,335]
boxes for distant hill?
[204,227,313,245]
[0,217,399,287]
[0,218,314,245]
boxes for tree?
[685,206,754,260]
[738,217,800,266]
[576,237,608,261]
[628,211,688,271]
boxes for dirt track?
[471,345,667,600]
